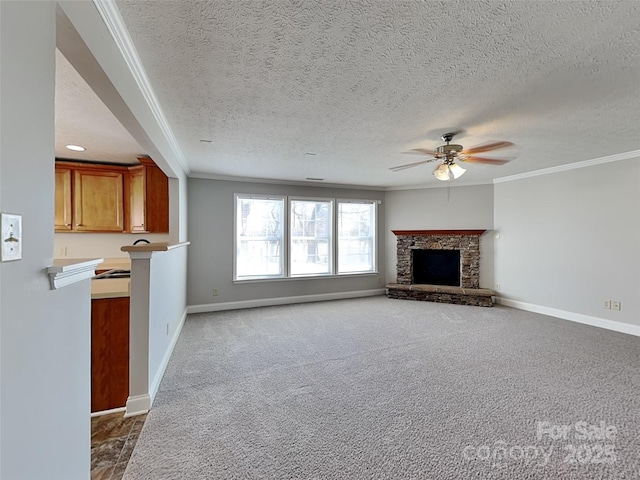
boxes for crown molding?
[93,0,190,175]
[188,171,386,191]
[493,150,640,184]
[384,179,492,191]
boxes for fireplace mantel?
[392,229,486,237]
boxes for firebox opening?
[412,249,461,286]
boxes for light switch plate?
[1,213,22,262]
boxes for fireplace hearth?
[386,230,494,307]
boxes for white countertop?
[97,257,131,271]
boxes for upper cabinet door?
[54,167,73,231]
[73,169,125,232]
[139,159,169,233]
[129,166,146,233]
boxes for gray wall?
[385,184,495,288]
[1,2,90,478]
[187,178,386,307]
[494,157,640,326]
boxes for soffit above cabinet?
[55,49,145,165]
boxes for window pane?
[338,202,375,273]
[290,200,332,275]
[236,197,284,278]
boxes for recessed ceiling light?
[306,177,324,181]
[65,144,86,152]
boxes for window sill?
[233,272,379,284]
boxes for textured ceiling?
[55,50,143,164]
[101,1,639,186]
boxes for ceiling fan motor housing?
[435,143,463,158]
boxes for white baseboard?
[125,394,151,417]
[187,289,387,314]
[149,308,188,404]
[496,297,640,337]
[90,406,126,418]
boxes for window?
[235,196,285,279]
[234,194,377,280]
[290,199,333,276]
[337,201,376,274]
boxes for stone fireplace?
[386,230,494,307]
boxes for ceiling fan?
[390,132,516,181]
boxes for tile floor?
[91,411,147,480]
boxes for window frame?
[289,196,335,277]
[233,193,378,282]
[233,193,287,281]
[336,198,377,275]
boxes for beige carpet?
[123,297,640,479]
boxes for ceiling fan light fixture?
[391,131,515,181]
[433,162,466,181]
[433,163,450,181]
[448,163,467,179]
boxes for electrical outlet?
[612,301,621,311]
[212,289,219,296]
[603,300,611,309]
[495,283,500,290]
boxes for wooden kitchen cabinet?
[54,167,73,231]
[74,168,125,232]
[54,158,168,233]
[55,161,127,233]
[91,297,130,412]
[128,158,169,233]
[128,165,146,232]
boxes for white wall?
[148,246,188,398]
[187,178,386,308]
[494,157,640,327]
[385,184,495,288]
[55,232,169,259]
[1,2,90,479]
[56,2,191,415]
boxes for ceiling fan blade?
[463,141,515,155]
[461,156,511,165]
[404,148,437,156]
[389,159,435,171]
